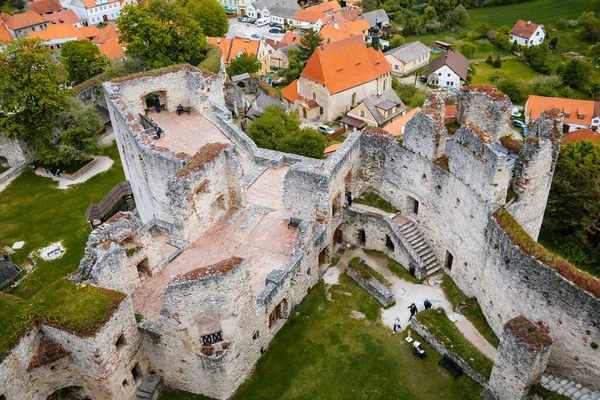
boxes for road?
[227,18,286,41]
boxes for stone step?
[413,242,429,252]
[409,236,425,246]
[422,254,437,264]
[401,226,418,235]
[417,247,432,256]
[425,265,442,276]
[399,222,414,231]
[404,231,421,241]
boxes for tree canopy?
[226,52,262,76]
[284,49,302,84]
[246,105,325,158]
[185,0,228,37]
[298,28,324,62]
[541,141,600,277]
[0,39,68,150]
[61,40,112,85]
[117,0,208,69]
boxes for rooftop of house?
[510,20,542,39]
[383,106,420,136]
[385,41,429,63]
[294,1,341,23]
[299,35,392,95]
[281,78,299,103]
[281,31,301,45]
[132,165,295,322]
[319,25,353,44]
[91,23,119,44]
[245,92,285,120]
[562,128,600,143]
[28,0,62,14]
[28,23,84,41]
[73,0,119,9]
[250,0,299,15]
[428,49,469,81]
[358,9,389,27]
[526,95,598,126]
[0,22,12,42]
[353,88,406,126]
[78,25,100,39]
[319,9,360,27]
[5,11,46,30]
[99,37,124,59]
[264,37,287,51]
[278,43,300,58]
[42,9,81,25]
[207,36,260,64]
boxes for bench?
[438,354,463,379]
[176,104,191,116]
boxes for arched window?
[383,79,388,90]
[352,92,357,105]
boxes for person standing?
[408,303,418,321]
[347,192,353,206]
[393,316,401,333]
[424,299,432,310]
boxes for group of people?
[43,166,62,177]
[392,299,433,333]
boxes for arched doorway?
[0,156,8,170]
[142,91,167,113]
[47,386,90,400]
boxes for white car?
[318,125,335,135]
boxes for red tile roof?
[301,36,392,95]
[28,23,83,41]
[207,36,260,64]
[526,95,597,126]
[91,23,118,44]
[319,25,352,44]
[5,11,46,30]
[78,25,100,39]
[0,22,12,42]
[295,1,341,23]
[510,20,541,39]
[281,31,301,45]
[264,37,286,50]
[43,9,80,25]
[562,128,600,143]
[28,0,62,15]
[281,79,299,103]
[383,107,420,136]
[99,37,125,59]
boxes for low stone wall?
[411,315,489,387]
[0,164,27,185]
[346,266,395,307]
[63,157,98,180]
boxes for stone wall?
[456,86,512,142]
[346,266,395,306]
[0,134,35,168]
[411,314,489,387]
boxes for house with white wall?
[61,0,121,26]
[525,95,600,132]
[427,49,468,88]
[281,35,392,121]
[385,41,430,75]
[245,0,299,24]
[509,20,545,47]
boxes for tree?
[246,105,324,158]
[529,74,562,97]
[578,12,600,42]
[494,32,510,50]
[0,39,68,150]
[549,36,558,50]
[474,22,491,39]
[361,0,376,12]
[496,78,526,103]
[61,40,112,84]
[523,44,553,74]
[297,28,324,62]
[460,43,476,57]
[588,42,600,63]
[388,35,406,49]
[541,141,600,276]
[186,0,228,37]
[424,6,437,20]
[492,55,502,68]
[444,4,468,25]
[117,0,207,68]
[10,0,24,10]
[486,52,494,64]
[37,97,101,164]
[284,49,302,83]
[559,58,592,91]
[226,52,262,76]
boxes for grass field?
[470,58,541,83]
[0,143,125,299]
[467,0,600,28]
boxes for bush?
[499,135,524,153]
[460,43,476,58]
[497,78,526,103]
[389,35,406,49]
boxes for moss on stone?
[348,257,392,288]
[354,191,399,214]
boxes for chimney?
[320,45,324,50]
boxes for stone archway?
[140,89,168,113]
[0,156,8,169]
[46,386,90,400]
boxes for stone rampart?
[0,134,35,168]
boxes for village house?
[0,23,12,44]
[281,30,301,45]
[28,0,63,15]
[358,9,389,28]
[245,0,299,25]
[292,1,341,29]
[270,43,299,69]
[28,23,84,49]
[313,9,362,31]
[385,41,430,75]
[342,88,406,131]
[43,9,85,26]
[510,20,545,47]
[525,95,600,132]
[317,19,369,43]
[61,0,122,26]
[427,49,468,88]
[281,35,392,121]
[216,0,247,15]
[1,11,48,38]
[208,36,270,74]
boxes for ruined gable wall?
[456,85,512,142]
[483,218,600,389]
[0,134,35,168]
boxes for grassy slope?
[232,276,482,400]
[362,248,422,284]
[353,191,399,213]
[0,143,125,299]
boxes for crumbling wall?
[403,93,447,161]
[448,124,510,204]
[0,134,35,168]
[456,85,512,141]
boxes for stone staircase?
[541,375,600,400]
[397,220,442,278]
[135,374,163,400]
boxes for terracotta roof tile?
[562,128,600,143]
[281,31,301,45]
[383,107,420,136]
[28,0,62,15]
[281,79,299,103]
[28,23,83,41]
[91,23,118,44]
[526,95,597,126]
[510,20,541,39]
[6,11,46,30]
[319,25,352,43]
[78,25,100,39]
[301,36,392,95]
[43,9,80,25]
[207,36,260,64]
[99,37,124,59]
[295,1,341,23]
[0,23,12,42]
[81,0,119,8]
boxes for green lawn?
[354,191,399,214]
[467,0,600,27]
[470,58,542,84]
[231,276,483,400]
[363,248,423,284]
[0,143,125,299]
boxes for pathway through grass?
[0,143,125,298]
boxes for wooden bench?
[176,104,191,116]
[438,354,463,379]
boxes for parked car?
[318,125,336,135]
[269,27,281,33]
[251,33,261,39]
[247,18,257,24]
[240,16,249,22]
[270,22,283,28]
[512,120,527,129]
[420,76,427,83]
